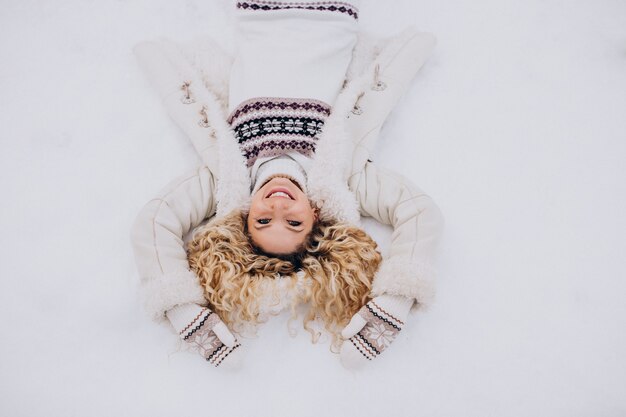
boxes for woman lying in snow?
[130,0,443,369]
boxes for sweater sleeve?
[348,162,444,308]
[130,166,218,322]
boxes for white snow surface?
[1,0,625,416]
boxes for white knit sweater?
[170,0,363,327]
[230,0,361,195]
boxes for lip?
[265,187,294,200]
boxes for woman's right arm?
[130,165,217,323]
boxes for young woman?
[130,0,443,369]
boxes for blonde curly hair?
[186,210,382,349]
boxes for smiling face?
[247,176,317,255]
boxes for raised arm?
[340,162,444,368]
[130,166,241,366]
[349,161,444,307]
[130,165,217,322]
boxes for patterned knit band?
[177,308,242,367]
[351,301,405,361]
[228,97,331,167]
[236,1,359,20]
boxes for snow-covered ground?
[1,0,625,416]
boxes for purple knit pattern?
[228,97,331,167]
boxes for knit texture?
[236,1,359,20]
[228,97,330,167]
[167,303,242,367]
[228,0,358,110]
[340,294,414,369]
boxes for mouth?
[265,187,295,200]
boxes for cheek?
[300,205,316,222]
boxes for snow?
[1,0,625,416]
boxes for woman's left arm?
[339,161,444,368]
[349,161,444,307]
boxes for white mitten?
[167,303,242,368]
[339,294,413,369]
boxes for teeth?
[269,191,290,198]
